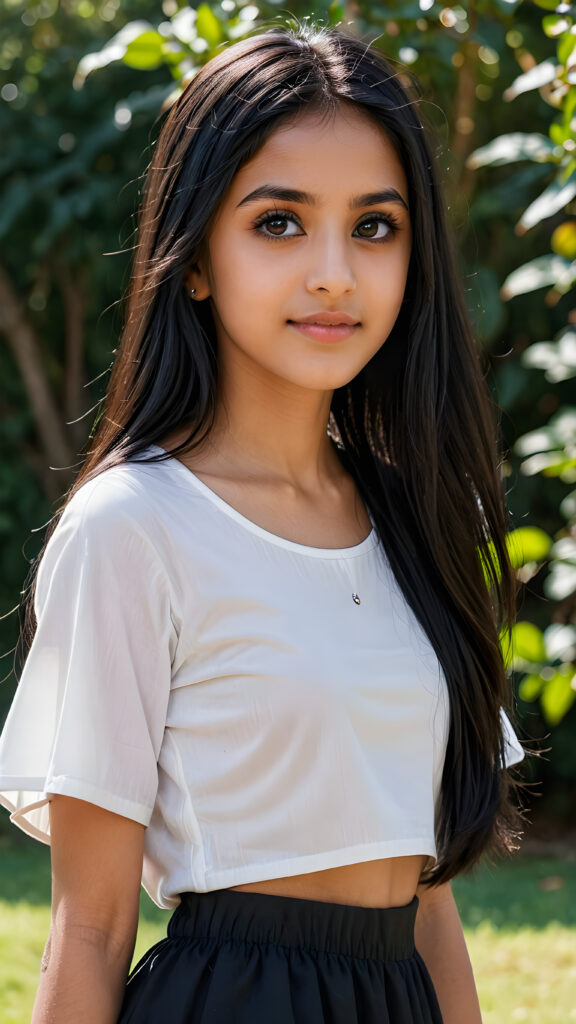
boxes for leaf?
[517,168,576,233]
[74,21,154,86]
[123,31,165,71]
[519,673,545,702]
[507,527,553,568]
[551,407,576,444]
[545,560,576,601]
[543,14,573,37]
[544,622,576,660]
[551,258,576,296]
[515,408,576,460]
[550,121,570,144]
[466,133,560,169]
[511,621,547,664]
[501,254,571,298]
[171,7,198,44]
[551,535,576,561]
[558,29,576,66]
[503,59,557,101]
[560,487,576,520]
[195,4,223,48]
[522,328,576,381]
[540,668,576,726]
[521,451,576,477]
[533,0,569,9]
[328,1,345,24]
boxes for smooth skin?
[36,106,482,1023]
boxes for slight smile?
[288,312,360,343]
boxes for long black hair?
[21,23,530,886]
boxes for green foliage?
[1,0,575,797]
[521,326,576,381]
[506,525,553,567]
[74,2,263,86]
[467,2,576,734]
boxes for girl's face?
[189,103,412,394]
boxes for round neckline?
[146,444,378,559]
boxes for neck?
[202,356,340,489]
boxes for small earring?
[188,287,197,298]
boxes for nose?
[305,230,356,297]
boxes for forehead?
[228,104,409,202]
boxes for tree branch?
[0,263,75,496]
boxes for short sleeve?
[500,708,525,769]
[0,475,177,843]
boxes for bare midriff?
[228,854,430,909]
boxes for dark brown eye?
[266,217,290,235]
[356,219,380,238]
[355,215,398,240]
[254,211,302,240]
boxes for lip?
[288,321,359,344]
[290,312,360,326]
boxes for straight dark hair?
[20,24,530,887]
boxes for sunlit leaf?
[123,32,165,71]
[500,254,571,298]
[522,328,576,382]
[560,488,576,520]
[511,621,547,664]
[520,451,576,476]
[551,535,576,561]
[171,7,198,44]
[542,14,572,37]
[507,527,553,568]
[503,59,557,101]
[540,668,576,726]
[519,673,545,702]
[74,21,153,86]
[550,122,570,144]
[466,133,559,169]
[196,4,223,48]
[533,0,569,10]
[515,426,558,456]
[545,560,576,601]
[558,30,576,66]
[517,169,576,233]
[544,622,576,661]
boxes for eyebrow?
[236,185,409,212]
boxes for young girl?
[0,24,528,1024]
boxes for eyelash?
[251,209,401,243]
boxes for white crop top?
[0,446,525,909]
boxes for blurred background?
[0,1,575,1020]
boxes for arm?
[414,880,482,1024]
[32,794,146,1024]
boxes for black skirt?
[117,888,444,1023]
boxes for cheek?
[209,238,290,305]
[366,257,410,313]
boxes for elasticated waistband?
[169,888,418,961]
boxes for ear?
[184,259,211,301]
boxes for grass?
[451,857,576,1023]
[1,834,575,1023]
